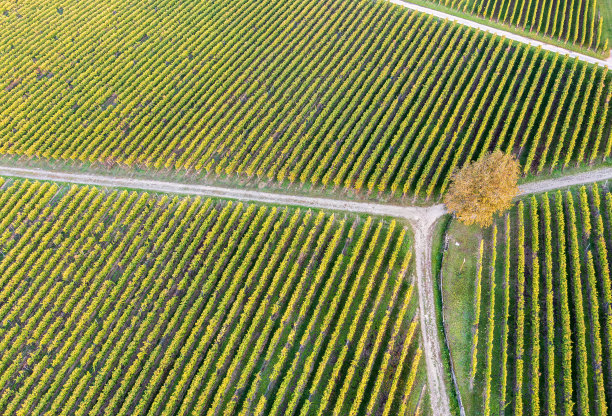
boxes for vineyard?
[0,177,428,415]
[0,0,611,199]
[443,183,612,415]
[421,0,610,54]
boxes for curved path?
[387,0,612,68]
[1,164,611,415]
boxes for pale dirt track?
[519,167,612,194]
[387,0,611,68]
[1,165,611,416]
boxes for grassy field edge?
[431,214,462,415]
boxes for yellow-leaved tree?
[443,151,520,227]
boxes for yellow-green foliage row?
[466,184,611,415]
[0,0,610,198]
[424,0,609,53]
[0,177,425,415]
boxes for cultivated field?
[3,0,612,415]
[442,183,612,415]
[419,0,610,53]
[0,0,610,198]
[0,178,427,415]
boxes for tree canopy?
[443,151,520,227]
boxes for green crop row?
[0,0,610,198]
[460,184,612,415]
[425,0,609,53]
[0,178,424,415]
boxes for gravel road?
[388,0,611,68]
[519,167,612,194]
[1,165,611,416]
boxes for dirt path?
[1,165,612,416]
[519,167,612,194]
[0,165,438,220]
[410,213,452,415]
[387,0,611,68]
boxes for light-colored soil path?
[387,0,611,68]
[1,164,611,416]
[411,210,451,415]
[519,167,612,194]
[0,165,439,220]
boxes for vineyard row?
[468,184,612,415]
[0,0,610,198]
[0,177,425,415]
[424,0,609,53]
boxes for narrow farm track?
[388,0,612,68]
[1,165,612,416]
[519,167,612,194]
